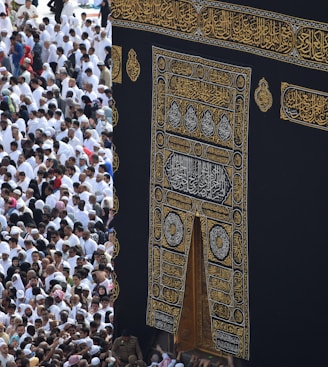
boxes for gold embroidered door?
[176,217,215,354]
[146,47,250,360]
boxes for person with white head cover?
[0,117,13,153]
[0,28,11,55]
[0,340,14,366]
[0,13,12,38]
[15,289,25,307]
[60,14,70,34]
[12,273,25,293]
[83,129,99,152]
[41,63,55,82]
[9,227,23,255]
[0,214,7,233]
[0,242,8,275]
[20,304,36,324]
[96,109,112,135]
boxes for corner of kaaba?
[111,1,328,366]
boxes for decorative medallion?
[113,187,119,214]
[218,113,232,141]
[111,229,120,260]
[111,99,119,127]
[168,101,182,128]
[126,48,140,82]
[164,212,184,247]
[156,131,165,148]
[154,187,163,202]
[254,77,273,112]
[152,283,160,297]
[184,104,198,132]
[201,110,215,137]
[210,225,230,261]
[157,56,166,71]
[112,143,120,173]
[234,309,244,324]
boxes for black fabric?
[113,3,328,366]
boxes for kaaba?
[111,1,328,366]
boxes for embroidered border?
[112,45,123,84]
[112,0,328,72]
[281,82,328,131]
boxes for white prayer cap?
[17,290,25,299]
[16,202,24,209]
[10,226,22,235]
[96,109,105,116]
[43,144,52,150]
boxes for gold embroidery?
[147,47,250,359]
[254,77,273,112]
[281,82,328,130]
[111,45,122,84]
[112,143,120,173]
[126,48,140,82]
[113,187,119,214]
[112,99,119,127]
[112,0,328,71]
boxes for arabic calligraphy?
[126,48,140,82]
[254,77,273,113]
[112,0,328,72]
[281,82,328,130]
[164,152,232,204]
[147,47,250,360]
[112,0,198,33]
[111,45,122,84]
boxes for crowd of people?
[0,2,238,367]
[0,1,122,367]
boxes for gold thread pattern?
[112,99,119,127]
[281,82,328,130]
[113,187,119,215]
[112,0,328,72]
[112,143,120,173]
[111,45,123,84]
[254,78,273,112]
[126,48,141,82]
[111,229,120,260]
[147,47,250,359]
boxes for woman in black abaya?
[99,0,110,28]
